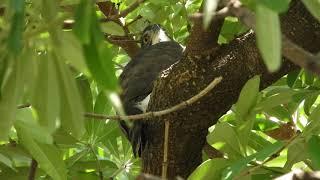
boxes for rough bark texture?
[141,1,320,178]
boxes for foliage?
[0,0,319,179]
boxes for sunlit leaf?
[304,92,319,116]
[256,4,281,72]
[222,141,283,180]
[302,0,320,22]
[0,58,23,140]
[65,149,89,167]
[207,122,242,160]
[52,53,85,138]
[15,108,53,144]
[31,54,60,133]
[303,103,320,138]
[235,75,260,121]
[254,90,304,112]
[189,158,231,180]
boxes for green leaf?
[0,58,23,140]
[203,0,219,29]
[263,106,291,122]
[15,108,53,144]
[52,129,79,148]
[80,12,118,91]
[256,4,282,72]
[255,90,303,112]
[303,103,320,138]
[94,91,112,114]
[58,32,89,76]
[0,153,14,170]
[73,0,92,44]
[304,92,319,116]
[207,122,242,160]
[302,70,315,86]
[76,76,93,113]
[284,137,307,169]
[17,126,67,180]
[236,113,256,155]
[189,158,231,180]
[235,75,260,121]
[31,54,60,133]
[52,53,85,138]
[222,141,283,180]
[308,135,320,170]
[248,132,273,151]
[65,149,90,167]
[302,0,320,22]
[101,21,125,36]
[7,0,25,55]
[287,70,300,88]
[258,0,291,13]
[86,91,113,137]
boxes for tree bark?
[141,1,320,178]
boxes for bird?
[119,24,184,157]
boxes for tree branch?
[84,77,222,121]
[96,1,140,58]
[28,159,38,180]
[185,1,226,56]
[226,0,320,75]
[109,0,146,20]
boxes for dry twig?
[84,76,222,121]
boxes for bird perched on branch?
[119,24,183,157]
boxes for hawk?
[119,24,183,157]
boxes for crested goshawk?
[119,24,183,157]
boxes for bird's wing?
[119,41,183,157]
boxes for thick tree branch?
[226,0,320,75]
[185,2,226,56]
[142,1,320,178]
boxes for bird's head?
[140,24,171,48]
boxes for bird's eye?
[143,36,149,43]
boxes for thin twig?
[109,0,146,20]
[28,159,38,180]
[125,15,143,27]
[19,77,222,121]
[18,103,31,109]
[114,61,124,69]
[84,76,223,121]
[203,142,223,158]
[189,5,231,20]
[162,120,170,179]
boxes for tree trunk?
[141,1,320,178]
